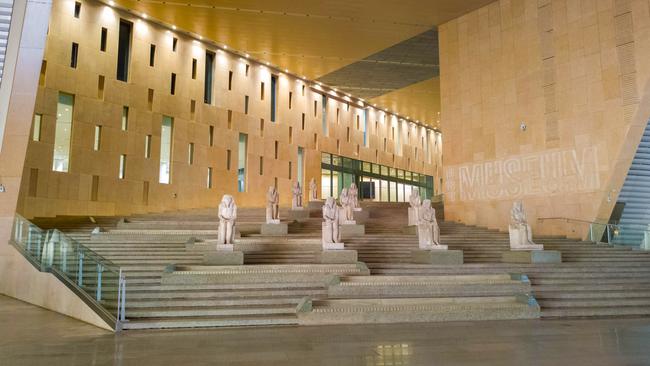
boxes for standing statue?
[322,197,343,249]
[509,201,543,250]
[339,188,356,224]
[408,188,422,226]
[309,178,318,201]
[348,183,360,211]
[218,195,237,245]
[266,186,280,224]
[292,181,303,209]
[417,199,446,250]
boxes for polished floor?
[2,295,650,366]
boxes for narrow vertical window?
[149,44,156,67]
[32,114,42,141]
[245,64,250,76]
[159,116,174,184]
[145,135,152,158]
[314,100,318,117]
[238,133,248,192]
[209,126,214,146]
[28,169,38,197]
[100,28,107,52]
[289,91,293,109]
[70,43,79,68]
[288,161,292,180]
[270,74,277,122]
[301,84,305,96]
[226,149,231,170]
[274,141,279,159]
[301,113,305,130]
[116,20,132,82]
[74,1,81,18]
[289,127,293,144]
[188,143,194,165]
[172,37,178,52]
[228,71,233,90]
[91,175,99,201]
[321,95,327,136]
[170,73,176,95]
[204,51,214,104]
[363,109,369,147]
[53,93,74,172]
[260,82,265,100]
[244,95,249,114]
[119,154,127,179]
[336,108,340,124]
[297,147,304,188]
[259,156,264,175]
[98,75,105,99]
[207,167,213,188]
[121,106,129,131]
[94,125,101,151]
[260,119,264,137]
[148,88,154,110]
[142,181,149,205]
[191,58,197,79]
[228,110,232,129]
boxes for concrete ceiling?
[110,0,495,127]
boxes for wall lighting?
[108,0,115,6]
[172,25,177,30]
[245,53,249,58]
[0,183,5,193]
[142,13,147,19]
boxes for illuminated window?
[119,154,126,179]
[116,19,132,82]
[32,114,42,142]
[238,133,247,192]
[52,93,74,172]
[159,116,173,184]
[93,125,101,151]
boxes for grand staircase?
[31,202,650,330]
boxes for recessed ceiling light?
[108,0,115,5]
[266,62,270,65]
[172,25,177,30]
[223,45,228,49]
[245,53,250,58]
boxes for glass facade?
[320,152,433,202]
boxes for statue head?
[268,186,276,194]
[513,200,523,211]
[221,194,234,207]
[350,183,357,190]
[310,178,315,184]
[340,188,348,197]
[412,187,419,196]
[422,199,432,209]
[294,181,300,189]
[325,196,336,208]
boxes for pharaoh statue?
[217,195,237,245]
[509,201,543,250]
[408,188,422,226]
[322,197,343,249]
[417,199,446,250]
[348,183,361,211]
[309,178,318,201]
[291,181,303,209]
[339,188,356,224]
[266,186,280,224]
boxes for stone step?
[538,298,650,308]
[542,306,650,318]
[122,315,298,329]
[126,304,297,318]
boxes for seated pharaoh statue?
[217,195,237,245]
[508,201,544,251]
[417,199,447,250]
[338,188,356,224]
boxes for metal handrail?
[10,214,127,329]
[537,217,618,243]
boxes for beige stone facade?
[17,0,442,219]
[440,0,650,238]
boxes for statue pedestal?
[316,250,358,264]
[203,251,244,265]
[411,249,463,265]
[261,223,288,236]
[340,224,365,238]
[288,209,310,222]
[353,210,370,224]
[501,250,562,264]
[402,226,417,235]
[408,208,417,226]
[308,201,323,210]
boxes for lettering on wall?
[444,147,600,202]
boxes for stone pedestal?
[288,209,310,222]
[203,251,244,265]
[322,242,345,250]
[408,207,417,226]
[402,226,417,235]
[308,200,324,210]
[261,223,288,236]
[501,250,562,264]
[316,250,358,264]
[352,210,370,224]
[340,224,365,238]
[411,250,463,265]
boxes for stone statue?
[322,197,343,249]
[218,195,237,245]
[339,188,355,224]
[417,199,446,250]
[349,183,360,211]
[291,181,303,209]
[509,201,543,250]
[266,186,280,224]
[309,178,318,201]
[408,188,422,226]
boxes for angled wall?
[439,0,650,238]
[16,0,442,219]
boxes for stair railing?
[10,214,127,330]
[537,217,617,243]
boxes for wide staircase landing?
[33,203,650,329]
